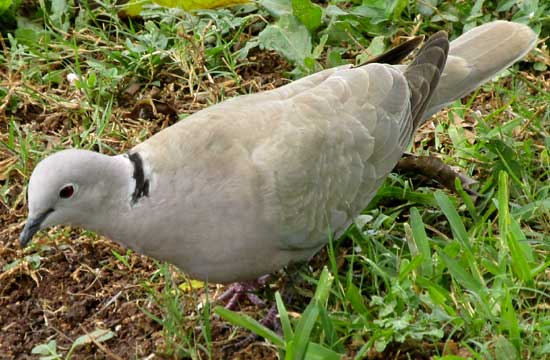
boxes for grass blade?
[435,191,484,287]
[214,306,285,347]
[290,303,320,360]
[303,342,342,360]
[498,171,533,285]
[345,283,370,319]
[275,291,294,340]
[312,267,333,305]
[454,177,480,222]
[398,255,424,282]
[434,191,471,250]
[408,207,432,277]
[500,289,521,351]
[438,250,483,294]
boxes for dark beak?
[20,209,53,248]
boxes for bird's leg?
[217,274,271,310]
[224,265,303,350]
[223,286,296,351]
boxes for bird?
[20,21,536,285]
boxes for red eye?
[59,185,75,199]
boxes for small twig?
[89,334,125,360]
[98,290,123,313]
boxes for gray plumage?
[20,21,537,283]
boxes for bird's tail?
[403,31,450,128]
[422,21,537,122]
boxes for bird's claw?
[217,275,271,310]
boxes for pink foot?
[217,275,271,310]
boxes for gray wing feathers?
[270,33,450,248]
[254,64,413,250]
[423,21,537,119]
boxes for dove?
[20,21,536,284]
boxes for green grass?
[1,0,549,359]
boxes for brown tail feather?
[359,35,424,66]
[404,31,449,128]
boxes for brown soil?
[0,228,284,359]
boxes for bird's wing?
[252,64,414,250]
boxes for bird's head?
[20,149,126,247]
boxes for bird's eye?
[59,184,75,199]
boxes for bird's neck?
[82,154,136,238]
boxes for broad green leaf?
[416,0,438,16]
[50,0,70,30]
[327,50,346,67]
[494,335,519,360]
[156,0,250,10]
[324,4,348,17]
[464,0,485,32]
[367,36,386,56]
[258,15,312,68]
[291,0,322,32]
[534,62,547,71]
[66,329,116,358]
[357,36,386,64]
[323,21,365,46]
[351,2,386,24]
[72,329,115,348]
[31,340,59,357]
[123,0,250,15]
[178,279,205,292]
[432,12,459,22]
[258,0,292,17]
[0,0,12,12]
[496,0,516,12]
[121,0,146,16]
[388,0,408,19]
